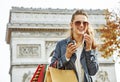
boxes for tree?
[98,9,120,59]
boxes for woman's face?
[71,15,89,35]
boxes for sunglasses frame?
[73,21,89,26]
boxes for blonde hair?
[70,10,97,49]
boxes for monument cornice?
[11,7,105,15]
[7,23,69,29]
[6,24,69,44]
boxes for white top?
[75,44,84,82]
[66,40,84,82]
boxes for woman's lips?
[78,29,85,34]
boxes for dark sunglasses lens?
[75,21,81,26]
[83,22,88,26]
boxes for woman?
[50,10,99,82]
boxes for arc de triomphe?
[6,7,117,82]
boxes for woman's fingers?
[84,33,92,50]
[66,43,76,56]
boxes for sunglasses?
[73,21,89,26]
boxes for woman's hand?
[65,43,77,59]
[84,33,93,51]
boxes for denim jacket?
[51,37,99,82]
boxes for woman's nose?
[80,22,84,27]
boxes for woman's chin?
[78,31,84,35]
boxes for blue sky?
[0,0,120,82]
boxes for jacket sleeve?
[50,41,68,69]
[85,50,99,76]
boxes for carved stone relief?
[45,41,57,49]
[95,70,110,82]
[22,71,33,82]
[17,44,41,58]
[45,41,57,58]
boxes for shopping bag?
[30,64,47,82]
[45,67,78,82]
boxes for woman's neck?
[72,34,84,46]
